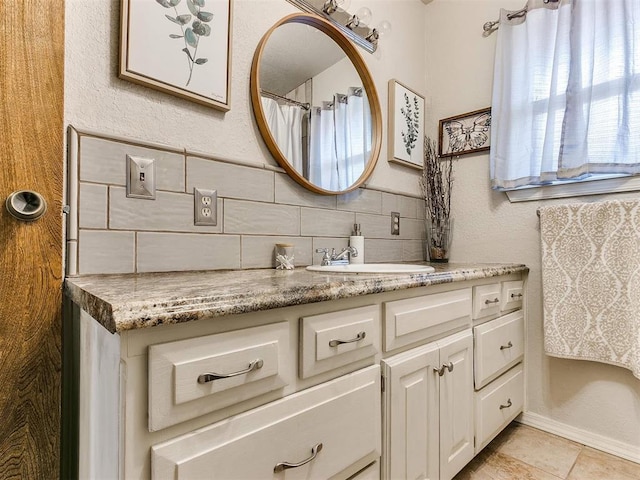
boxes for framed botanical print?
[438,107,492,157]
[388,79,425,170]
[120,0,233,111]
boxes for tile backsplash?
[66,127,426,276]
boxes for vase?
[425,218,452,263]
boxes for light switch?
[126,155,156,199]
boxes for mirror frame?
[250,13,382,195]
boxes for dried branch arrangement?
[420,137,454,260]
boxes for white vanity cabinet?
[381,330,474,480]
[472,280,526,453]
[68,267,527,480]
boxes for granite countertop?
[64,262,528,334]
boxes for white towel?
[540,199,640,379]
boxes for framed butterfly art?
[438,107,491,157]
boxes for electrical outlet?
[126,155,156,199]
[194,188,217,226]
[391,211,400,235]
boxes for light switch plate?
[194,188,217,226]
[126,155,156,199]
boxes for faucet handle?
[315,248,331,266]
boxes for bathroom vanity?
[64,262,527,480]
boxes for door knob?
[5,190,47,221]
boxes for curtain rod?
[482,0,560,36]
[260,89,310,110]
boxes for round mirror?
[251,13,382,195]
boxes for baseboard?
[518,412,640,464]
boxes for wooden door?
[381,343,440,480]
[0,0,64,478]
[439,330,474,480]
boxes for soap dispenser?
[350,224,364,264]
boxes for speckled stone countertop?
[64,263,528,334]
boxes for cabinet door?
[438,330,475,480]
[381,343,440,480]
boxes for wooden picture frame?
[388,79,425,170]
[438,107,491,157]
[120,0,233,111]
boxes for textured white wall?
[64,0,427,196]
[425,0,640,451]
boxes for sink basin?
[306,263,436,274]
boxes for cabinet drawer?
[300,305,379,379]
[474,364,524,452]
[383,289,471,352]
[474,310,524,389]
[148,322,289,431]
[501,280,524,311]
[472,283,501,319]
[350,461,380,480]
[151,366,381,480]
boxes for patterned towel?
[539,199,640,379]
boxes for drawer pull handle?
[329,331,366,347]
[484,298,500,305]
[510,293,523,299]
[499,398,513,410]
[197,359,264,384]
[500,341,513,350]
[274,442,323,473]
[434,362,454,376]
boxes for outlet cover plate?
[194,188,217,226]
[391,211,400,235]
[126,155,156,199]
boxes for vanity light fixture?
[286,0,390,53]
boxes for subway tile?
[78,230,135,274]
[109,186,222,233]
[417,200,426,222]
[79,183,108,229]
[224,200,300,235]
[301,208,355,237]
[137,233,240,272]
[381,192,399,216]
[355,213,393,239]
[337,189,382,214]
[403,240,425,262]
[363,239,403,263]
[312,237,350,265]
[241,236,312,269]
[274,173,336,209]
[80,136,185,192]
[187,156,274,202]
[399,196,420,219]
[356,213,424,240]
[382,192,422,218]
[400,218,425,240]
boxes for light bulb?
[338,0,351,9]
[375,20,392,38]
[355,7,372,26]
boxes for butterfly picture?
[438,108,492,157]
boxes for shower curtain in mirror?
[261,96,305,174]
[309,88,372,191]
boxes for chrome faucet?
[316,246,359,266]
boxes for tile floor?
[454,422,640,480]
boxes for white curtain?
[308,89,371,191]
[260,96,305,174]
[491,0,640,190]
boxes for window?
[490,0,640,198]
